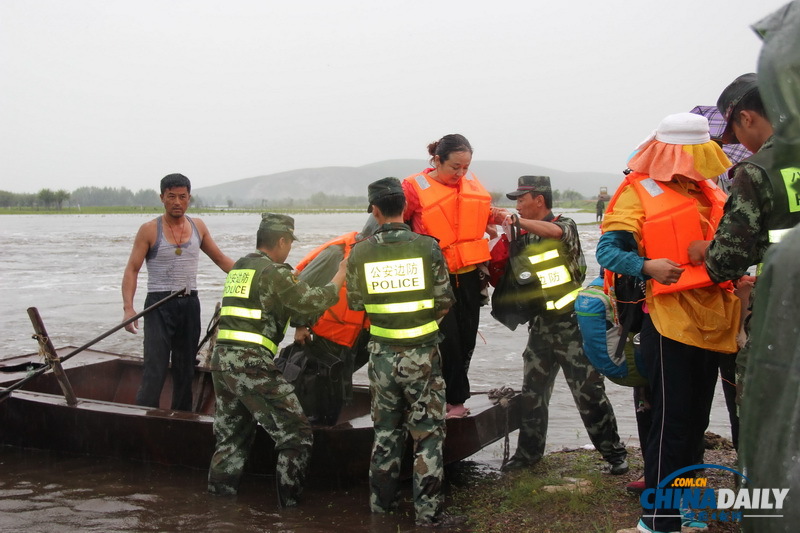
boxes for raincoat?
[601,177,740,353]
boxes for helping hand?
[642,258,685,285]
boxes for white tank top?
[146,216,201,292]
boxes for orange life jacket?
[295,232,368,348]
[404,171,492,271]
[606,172,729,295]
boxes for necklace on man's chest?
[166,218,186,255]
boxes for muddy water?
[0,212,734,531]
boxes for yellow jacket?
[603,176,740,353]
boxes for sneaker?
[680,509,708,529]
[609,458,629,475]
[416,512,467,528]
[635,518,679,533]
[681,518,708,529]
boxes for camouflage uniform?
[346,222,454,525]
[512,215,627,467]
[704,136,777,283]
[704,136,800,398]
[208,249,339,504]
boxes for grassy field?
[444,442,739,533]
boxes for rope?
[31,333,50,361]
[487,386,516,469]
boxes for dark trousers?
[438,269,481,405]
[136,291,201,411]
[718,353,739,450]
[639,314,720,532]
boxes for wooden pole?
[0,288,187,403]
[27,307,78,406]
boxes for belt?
[149,290,198,298]
[177,290,199,298]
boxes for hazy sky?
[0,0,787,193]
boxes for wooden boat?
[0,346,520,482]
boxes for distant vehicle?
[598,187,610,201]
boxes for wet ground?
[0,444,486,532]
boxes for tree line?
[0,187,163,209]
[0,186,585,210]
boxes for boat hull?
[0,347,520,481]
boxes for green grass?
[448,449,643,533]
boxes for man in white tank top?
[121,173,234,411]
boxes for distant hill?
[193,159,622,206]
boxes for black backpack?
[274,340,344,426]
[490,219,546,331]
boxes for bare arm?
[122,221,156,333]
[195,218,235,273]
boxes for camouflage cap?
[367,177,404,213]
[259,212,297,240]
[506,175,551,200]
[717,73,759,144]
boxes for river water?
[0,211,734,532]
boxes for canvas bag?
[490,218,546,331]
[575,276,647,387]
[274,339,344,425]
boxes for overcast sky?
[0,0,787,193]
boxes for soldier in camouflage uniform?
[346,178,458,528]
[207,213,345,506]
[688,74,800,400]
[498,176,627,474]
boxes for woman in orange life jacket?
[402,134,507,419]
[596,113,740,533]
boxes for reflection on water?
[0,212,734,531]
[0,445,429,533]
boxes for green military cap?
[367,177,404,213]
[259,212,297,240]
[717,73,759,144]
[506,175,552,200]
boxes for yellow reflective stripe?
[536,265,572,288]
[369,321,439,339]
[545,288,581,311]
[364,299,434,314]
[220,306,262,320]
[769,228,792,243]
[527,249,560,265]
[217,329,277,354]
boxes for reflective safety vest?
[351,230,439,346]
[405,171,492,272]
[736,149,800,244]
[517,237,583,314]
[611,172,729,295]
[295,232,368,348]
[217,253,282,355]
